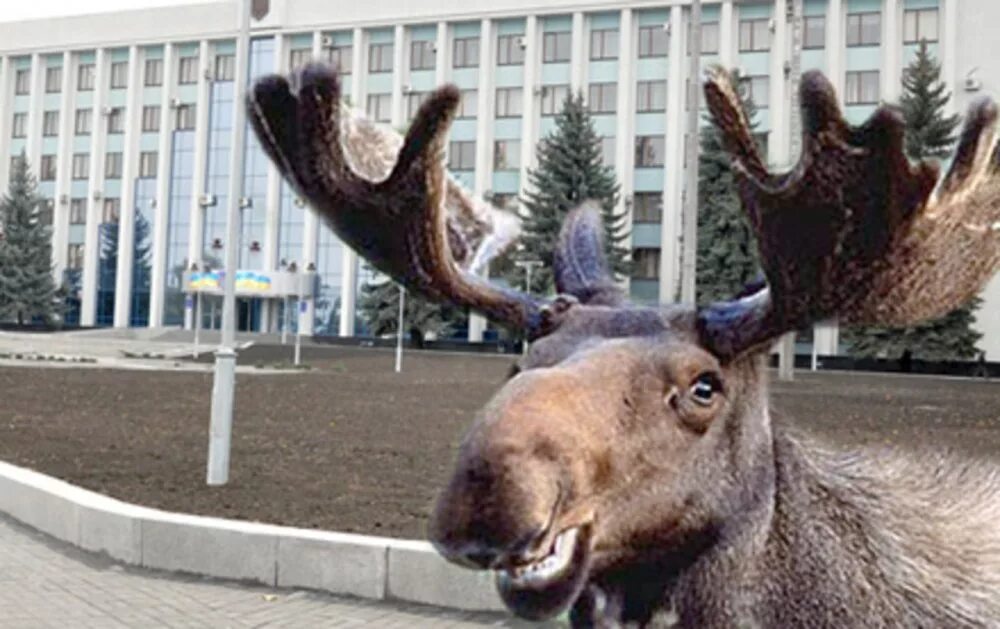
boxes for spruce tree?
[96,213,153,323]
[844,42,981,360]
[696,70,761,306]
[358,271,467,339]
[0,154,59,325]
[508,92,629,295]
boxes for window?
[69,199,87,224]
[406,91,428,120]
[635,135,665,167]
[11,113,26,138]
[105,152,123,179]
[804,16,826,49]
[40,155,57,181]
[638,26,669,58]
[326,46,352,74]
[739,18,771,52]
[590,29,619,60]
[904,8,938,43]
[74,109,92,135]
[8,156,21,180]
[106,108,125,134]
[745,75,770,107]
[492,193,517,211]
[753,132,769,157]
[45,67,62,93]
[600,136,615,166]
[497,34,526,66]
[448,140,476,171]
[102,198,120,223]
[43,111,59,137]
[495,87,523,118]
[15,69,30,95]
[366,93,392,123]
[493,140,520,171]
[542,32,571,63]
[633,193,662,223]
[688,22,720,54]
[38,202,53,227]
[588,83,617,114]
[142,105,160,132]
[453,37,480,68]
[458,89,478,118]
[139,151,158,177]
[846,13,881,47]
[214,54,235,80]
[410,41,435,71]
[175,104,196,130]
[289,49,311,70]
[72,154,89,180]
[632,248,660,279]
[178,56,198,84]
[110,61,128,89]
[637,80,667,113]
[67,244,85,269]
[144,58,163,86]
[78,64,95,91]
[368,43,393,73]
[845,70,880,104]
[540,84,569,116]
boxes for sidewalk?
[0,516,541,628]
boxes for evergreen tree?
[696,70,761,306]
[507,92,629,295]
[358,270,467,339]
[97,213,153,324]
[0,153,59,325]
[844,42,981,360]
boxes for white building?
[0,0,996,357]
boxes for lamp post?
[207,0,250,486]
[395,285,405,373]
[514,259,542,355]
[680,0,702,306]
[190,262,202,358]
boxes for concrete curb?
[0,460,505,613]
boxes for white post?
[680,0,702,306]
[515,260,542,355]
[207,0,250,486]
[294,295,302,366]
[193,291,202,357]
[395,285,405,373]
[281,295,289,345]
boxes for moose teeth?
[504,527,579,587]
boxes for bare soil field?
[0,347,997,539]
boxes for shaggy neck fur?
[576,394,1000,628]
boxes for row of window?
[11,103,193,139]
[32,150,158,181]
[445,134,667,172]
[13,54,237,96]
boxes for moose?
[248,64,1000,626]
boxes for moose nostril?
[463,548,501,570]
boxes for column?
[941,0,958,115]
[0,57,11,187]
[826,0,844,98]
[113,46,143,328]
[148,43,176,328]
[80,49,109,327]
[881,0,901,102]
[391,25,406,128]
[435,21,450,86]
[615,9,635,268]
[661,6,685,303]
[334,27,365,337]
[719,0,736,69]
[571,12,586,94]
[51,52,74,282]
[769,0,789,168]
[517,15,540,192]
[467,18,497,343]
[262,34,288,334]
[24,54,44,165]
[184,40,213,330]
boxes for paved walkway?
[0,516,547,628]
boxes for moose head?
[249,64,1000,624]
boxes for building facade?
[0,0,996,356]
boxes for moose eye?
[690,373,721,406]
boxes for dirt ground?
[0,347,998,540]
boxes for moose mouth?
[495,524,594,621]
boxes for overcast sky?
[0,0,211,22]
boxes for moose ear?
[554,201,625,306]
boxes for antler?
[247,64,546,334]
[699,67,1000,360]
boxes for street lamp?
[395,284,405,373]
[207,0,250,487]
[514,259,542,355]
